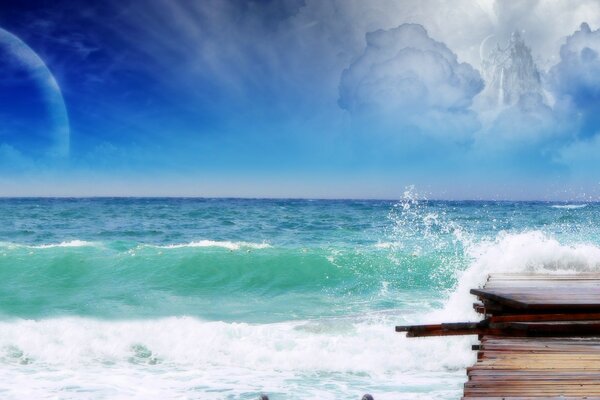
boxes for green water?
[0,198,597,399]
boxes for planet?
[0,26,69,158]
[479,34,497,65]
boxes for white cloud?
[338,23,483,139]
[100,1,600,118]
[549,23,600,136]
[477,93,557,150]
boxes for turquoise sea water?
[0,196,598,399]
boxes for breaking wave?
[550,204,588,209]
[155,240,272,250]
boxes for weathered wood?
[398,273,600,398]
[471,288,600,312]
[473,302,486,314]
[396,321,488,337]
[398,319,600,338]
[490,312,600,323]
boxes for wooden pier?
[397,273,600,399]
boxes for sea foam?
[434,230,600,323]
[30,240,96,249]
[3,231,598,398]
[550,204,588,209]
[0,316,467,399]
[2,196,600,399]
[156,240,271,250]
[0,240,96,249]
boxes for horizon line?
[0,195,593,203]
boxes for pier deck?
[397,273,600,399]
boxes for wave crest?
[0,240,96,249]
[437,230,600,322]
[550,204,588,209]
[156,240,271,250]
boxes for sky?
[1,0,600,200]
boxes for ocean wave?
[11,231,591,397]
[29,240,96,249]
[430,230,600,323]
[374,241,396,249]
[155,240,271,250]
[550,204,588,209]
[0,239,271,251]
[0,245,402,320]
[0,240,96,249]
[0,316,469,399]
[393,229,600,383]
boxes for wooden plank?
[490,313,600,323]
[463,397,600,400]
[471,288,600,311]
[494,320,600,336]
[396,321,493,337]
[398,320,600,338]
[399,274,600,398]
[473,302,486,314]
[467,333,600,396]
[470,288,529,309]
[473,276,600,396]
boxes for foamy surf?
[550,204,588,209]
[156,240,272,250]
[0,316,469,399]
[0,240,272,252]
[31,240,96,249]
[0,240,96,249]
[1,198,600,398]
[431,230,600,323]
[374,242,397,249]
[6,229,597,398]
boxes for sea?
[0,194,598,399]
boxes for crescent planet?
[0,26,70,157]
[479,34,496,64]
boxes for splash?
[438,230,600,322]
[383,187,471,287]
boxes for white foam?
[157,240,271,251]
[5,225,600,397]
[0,240,271,252]
[551,204,588,209]
[0,316,467,399]
[432,230,600,323]
[30,240,95,249]
[398,229,600,396]
[0,240,96,250]
[374,241,396,249]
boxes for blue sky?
[1,0,600,199]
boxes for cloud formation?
[6,0,600,197]
[549,23,600,137]
[338,24,484,139]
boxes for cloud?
[485,93,556,142]
[50,1,600,129]
[558,134,600,164]
[548,22,600,137]
[6,0,600,198]
[338,23,484,139]
[473,32,561,149]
